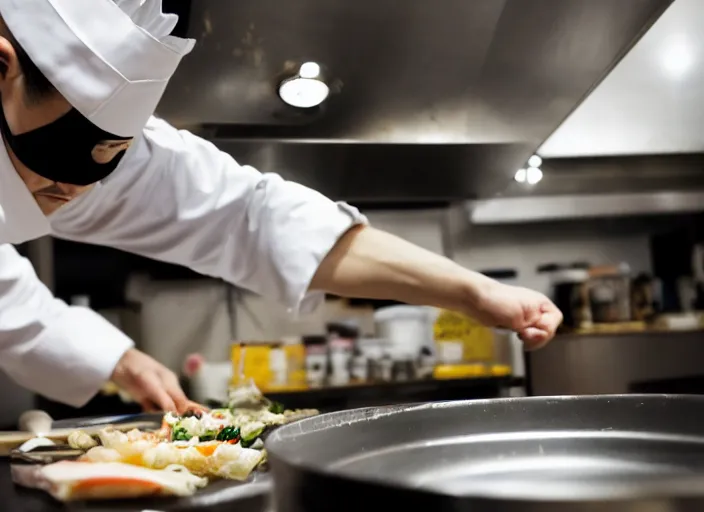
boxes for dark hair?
[0,20,56,102]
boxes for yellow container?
[231,342,273,390]
[434,309,494,362]
[282,338,307,388]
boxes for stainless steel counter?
[530,330,704,396]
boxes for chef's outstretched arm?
[0,244,194,410]
[49,117,560,348]
[310,225,562,349]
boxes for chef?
[0,0,562,414]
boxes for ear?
[0,36,20,87]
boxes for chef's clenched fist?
[467,281,563,351]
[110,348,204,414]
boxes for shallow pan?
[266,394,704,512]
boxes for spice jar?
[589,263,632,323]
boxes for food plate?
[8,382,316,509]
[5,411,272,511]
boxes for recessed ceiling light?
[528,155,542,168]
[299,62,321,79]
[526,167,543,185]
[515,167,543,185]
[278,61,329,109]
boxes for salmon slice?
[13,461,207,501]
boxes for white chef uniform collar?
[0,0,195,244]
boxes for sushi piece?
[67,431,98,450]
[80,433,265,481]
[13,461,207,501]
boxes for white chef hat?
[0,0,195,138]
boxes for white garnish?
[164,412,180,426]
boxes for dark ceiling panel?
[502,154,704,197]
[157,0,673,199]
[216,140,545,201]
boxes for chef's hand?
[468,281,563,351]
[110,348,204,414]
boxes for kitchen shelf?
[262,376,523,412]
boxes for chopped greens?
[240,437,255,448]
[268,401,285,414]
[164,380,318,451]
[240,423,265,448]
[199,431,218,442]
[172,427,191,442]
[216,426,240,442]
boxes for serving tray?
[5,413,272,512]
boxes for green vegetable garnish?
[172,427,191,442]
[269,401,285,414]
[240,437,257,448]
[216,426,240,442]
[199,431,218,442]
[240,426,265,448]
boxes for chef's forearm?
[310,225,494,312]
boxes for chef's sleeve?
[0,244,134,407]
[49,116,367,316]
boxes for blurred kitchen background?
[4,0,704,426]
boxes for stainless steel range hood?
[158,0,672,201]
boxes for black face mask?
[0,107,133,186]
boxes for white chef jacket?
[0,116,365,407]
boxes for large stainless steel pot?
[266,394,704,512]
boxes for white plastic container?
[374,305,437,357]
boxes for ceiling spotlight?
[528,154,542,168]
[278,61,329,109]
[526,166,543,185]
[514,168,527,183]
[299,62,321,79]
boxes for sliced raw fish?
[13,461,207,501]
